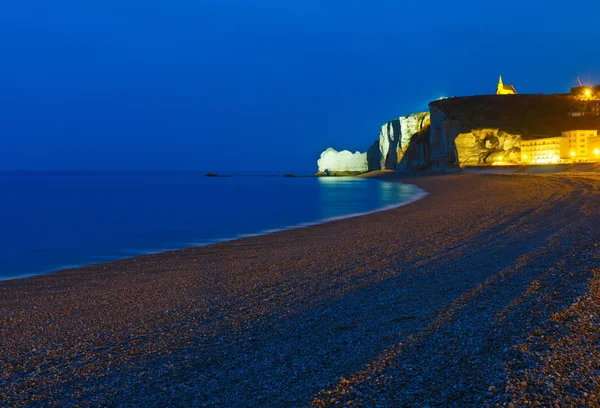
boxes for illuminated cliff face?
[317,95,600,173]
[428,94,600,168]
[379,112,430,170]
[428,106,461,169]
[378,119,401,170]
[397,112,431,165]
[317,148,369,173]
[455,129,521,166]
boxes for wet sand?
[2,173,600,407]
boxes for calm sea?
[0,172,424,280]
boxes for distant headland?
[316,76,600,174]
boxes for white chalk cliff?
[317,148,368,173]
[316,112,429,174]
[379,112,430,169]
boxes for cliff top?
[429,94,600,137]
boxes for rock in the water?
[206,172,217,177]
[317,148,369,174]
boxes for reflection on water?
[317,177,419,220]
[0,173,423,280]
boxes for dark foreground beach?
[2,173,600,407]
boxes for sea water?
[0,172,424,280]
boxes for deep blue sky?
[1,1,599,172]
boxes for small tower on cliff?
[497,75,517,95]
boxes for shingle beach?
[2,173,600,407]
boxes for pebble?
[3,174,600,407]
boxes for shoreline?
[0,177,426,283]
[3,172,600,406]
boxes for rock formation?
[428,94,600,169]
[317,94,600,174]
[366,140,381,171]
[316,112,430,175]
[379,112,430,170]
[397,125,433,170]
[378,119,401,170]
[317,148,369,174]
[454,129,521,165]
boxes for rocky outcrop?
[398,125,433,170]
[454,129,521,166]
[427,106,461,170]
[316,112,430,175]
[379,119,401,170]
[316,94,600,174]
[317,148,369,174]
[398,112,431,163]
[366,140,381,171]
[427,94,600,168]
[379,112,430,169]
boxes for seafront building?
[520,136,565,164]
[561,130,597,161]
[520,130,599,164]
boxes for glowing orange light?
[585,89,592,97]
[570,151,576,157]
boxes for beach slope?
[2,173,600,407]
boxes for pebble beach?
[2,172,600,407]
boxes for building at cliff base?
[520,136,565,164]
[496,76,517,95]
[520,130,599,164]
[562,130,598,161]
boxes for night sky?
[1,1,599,173]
